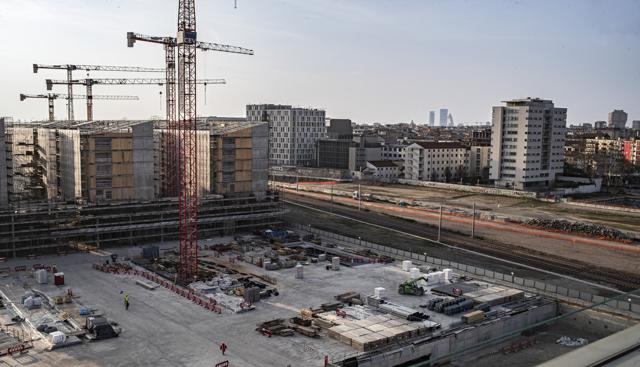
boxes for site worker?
[219,342,227,355]
[124,293,130,310]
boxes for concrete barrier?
[397,179,539,199]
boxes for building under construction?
[0,117,282,257]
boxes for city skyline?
[1,0,639,124]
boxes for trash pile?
[525,219,628,240]
[556,336,588,347]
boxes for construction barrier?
[92,263,222,314]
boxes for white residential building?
[365,160,401,180]
[381,144,406,162]
[404,142,469,182]
[246,104,326,167]
[489,98,566,190]
[469,145,491,181]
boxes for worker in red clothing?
[219,342,227,355]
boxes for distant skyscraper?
[439,109,448,127]
[429,111,435,126]
[608,110,628,129]
[594,120,607,129]
[448,113,454,127]
[633,120,640,131]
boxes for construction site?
[0,1,638,367]
[0,226,637,366]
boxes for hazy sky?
[1,0,639,125]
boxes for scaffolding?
[0,192,285,257]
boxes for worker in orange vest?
[219,342,227,355]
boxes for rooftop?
[367,160,399,168]
[413,141,467,149]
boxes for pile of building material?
[556,336,588,347]
[463,286,524,306]
[334,291,362,305]
[525,218,628,240]
[288,317,321,337]
[326,314,433,352]
[256,319,294,337]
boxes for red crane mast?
[177,0,199,282]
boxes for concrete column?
[471,203,476,238]
[160,212,164,245]
[11,214,16,258]
[437,205,443,242]
[95,217,100,249]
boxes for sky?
[1,0,639,125]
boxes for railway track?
[284,193,640,293]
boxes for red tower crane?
[126,32,253,196]
[176,0,200,282]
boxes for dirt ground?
[284,189,640,276]
[302,182,640,234]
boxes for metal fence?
[291,224,640,315]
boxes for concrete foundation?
[345,301,557,367]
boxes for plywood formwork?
[210,122,268,199]
[82,125,156,203]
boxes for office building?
[246,104,326,167]
[439,109,448,127]
[489,98,567,190]
[327,119,353,140]
[632,120,640,131]
[315,139,351,169]
[594,121,607,129]
[349,134,382,172]
[429,111,435,126]
[608,110,628,129]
